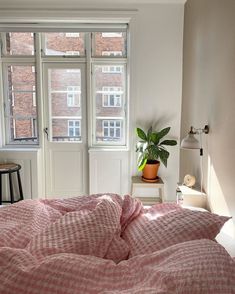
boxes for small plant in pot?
[136,126,177,182]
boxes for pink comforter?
[0,194,234,294]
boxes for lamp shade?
[181,133,200,149]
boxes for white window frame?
[102,120,121,139]
[101,86,122,107]
[0,24,128,147]
[67,86,81,107]
[68,120,81,137]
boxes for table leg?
[17,170,23,201]
[9,173,14,204]
[159,187,164,203]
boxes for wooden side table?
[0,163,24,205]
[131,176,164,205]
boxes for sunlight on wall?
[207,155,234,239]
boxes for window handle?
[44,127,49,140]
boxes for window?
[32,86,36,107]
[93,32,126,57]
[4,64,38,144]
[65,51,80,55]
[0,26,128,146]
[67,86,81,107]
[44,33,85,56]
[102,120,121,139]
[102,32,122,38]
[66,33,80,37]
[93,64,126,145]
[5,32,35,55]
[102,51,122,57]
[102,66,122,73]
[68,120,80,137]
[102,87,122,107]
[31,118,37,137]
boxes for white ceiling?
[0,0,187,10]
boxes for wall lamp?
[181,125,209,193]
[181,125,209,156]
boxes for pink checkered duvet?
[0,195,234,294]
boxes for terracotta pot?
[142,160,160,180]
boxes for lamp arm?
[191,125,209,135]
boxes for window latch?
[44,127,49,140]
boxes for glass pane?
[44,33,85,56]
[10,118,38,142]
[97,119,122,142]
[7,65,38,143]
[92,32,126,57]
[93,64,125,145]
[48,68,82,142]
[6,33,34,55]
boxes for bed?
[0,193,234,294]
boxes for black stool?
[0,163,24,205]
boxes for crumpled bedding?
[0,194,234,294]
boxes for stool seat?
[0,163,21,173]
[0,163,24,205]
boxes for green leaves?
[136,128,147,141]
[135,125,177,170]
[158,148,170,167]
[160,140,177,146]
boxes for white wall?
[0,3,184,201]
[181,0,235,240]
[130,4,184,200]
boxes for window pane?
[5,33,34,55]
[44,33,85,56]
[98,119,122,142]
[92,32,126,57]
[7,65,38,143]
[93,64,125,144]
[48,68,82,142]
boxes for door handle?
[44,127,49,140]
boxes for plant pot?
[142,160,160,180]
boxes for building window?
[103,120,121,139]
[31,118,37,137]
[65,51,80,56]
[102,87,122,107]
[32,86,36,107]
[102,51,122,57]
[102,66,122,73]
[67,86,81,107]
[65,33,80,37]
[102,32,122,38]
[68,120,80,137]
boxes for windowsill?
[0,146,40,152]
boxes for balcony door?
[43,63,88,198]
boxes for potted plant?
[136,126,177,181]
